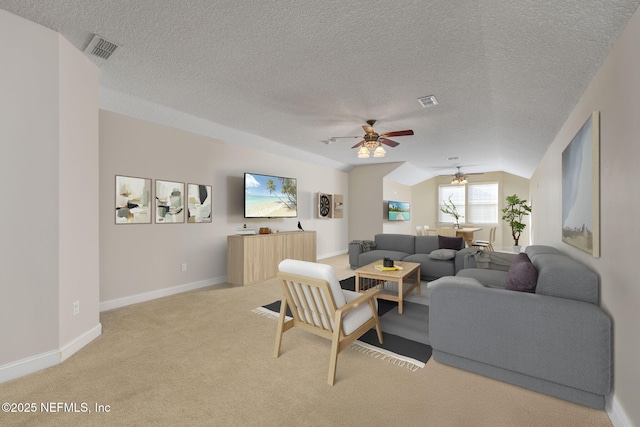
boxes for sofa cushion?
[439,235,465,250]
[456,268,509,289]
[359,250,409,267]
[505,253,537,293]
[403,253,456,281]
[374,234,416,254]
[428,275,484,290]
[429,249,457,260]
[531,254,599,304]
[414,235,440,254]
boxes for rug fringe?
[348,341,425,371]
[253,306,425,372]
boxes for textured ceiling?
[2,0,639,184]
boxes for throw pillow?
[505,253,538,293]
[428,249,457,260]
[438,235,464,250]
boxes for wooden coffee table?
[355,260,421,314]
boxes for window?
[467,183,499,224]
[438,182,499,224]
[438,185,465,223]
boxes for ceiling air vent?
[84,34,120,65]
[418,95,438,108]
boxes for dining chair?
[472,226,496,251]
[436,227,457,237]
[274,259,382,385]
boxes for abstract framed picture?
[155,180,185,223]
[115,175,152,224]
[562,111,600,257]
[187,183,212,223]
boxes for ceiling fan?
[450,166,483,184]
[330,120,414,158]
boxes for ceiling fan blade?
[362,125,375,135]
[381,129,414,137]
[351,140,364,149]
[379,137,400,147]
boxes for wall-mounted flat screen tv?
[388,200,410,221]
[244,173,298,218]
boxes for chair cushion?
[341,290,376,335]
[278,259,347,308]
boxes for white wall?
[0,10,100,380]
[99,111,349,305]
[530,7,640,426]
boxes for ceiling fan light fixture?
[373,145,386,157]
[357,146,370,158]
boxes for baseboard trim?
[607,393,633,427]
[0,322,102,384]
[100,276,228,312]
[318,249,348,259]
[60,323,102,362]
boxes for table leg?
[398,278,403,314]
[355,273,360,293]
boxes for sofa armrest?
[348,242,364,269]
[429,281,611,395]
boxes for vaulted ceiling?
[3,0,639,184]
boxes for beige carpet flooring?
[0,255,611,426]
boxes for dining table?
[455,227,482,247]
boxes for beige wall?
[348,163,403,241]
[411,171,530,248]
[530,7,640,425]
[383,179,413,235]
[99,111,349,305]
[0,10,100,377]
[58,35,101,351]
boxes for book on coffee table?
[374,265,404,271]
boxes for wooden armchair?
[274,259,383,385]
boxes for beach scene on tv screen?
[245,173,297,217]
[389,201,410,221]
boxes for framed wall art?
[562,111,600,257]
[115,175,152,224]
[187,183,212,223]
[155,180,185,223]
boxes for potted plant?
[501,194,532,252]
[440,195,463,228]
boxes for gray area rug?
[379,302,429,345]
[256,277,432,369]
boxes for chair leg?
[274,300,288,358]
[328,328,341,385]
[370,300,384,344]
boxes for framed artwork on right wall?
[562,111,600,257]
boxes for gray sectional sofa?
[428,245,612,409]
[349,234,466,281]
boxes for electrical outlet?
[181,263,187,272]
[73,301,80,316]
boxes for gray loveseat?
[429,245,612,409]
[349,234,466,281]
